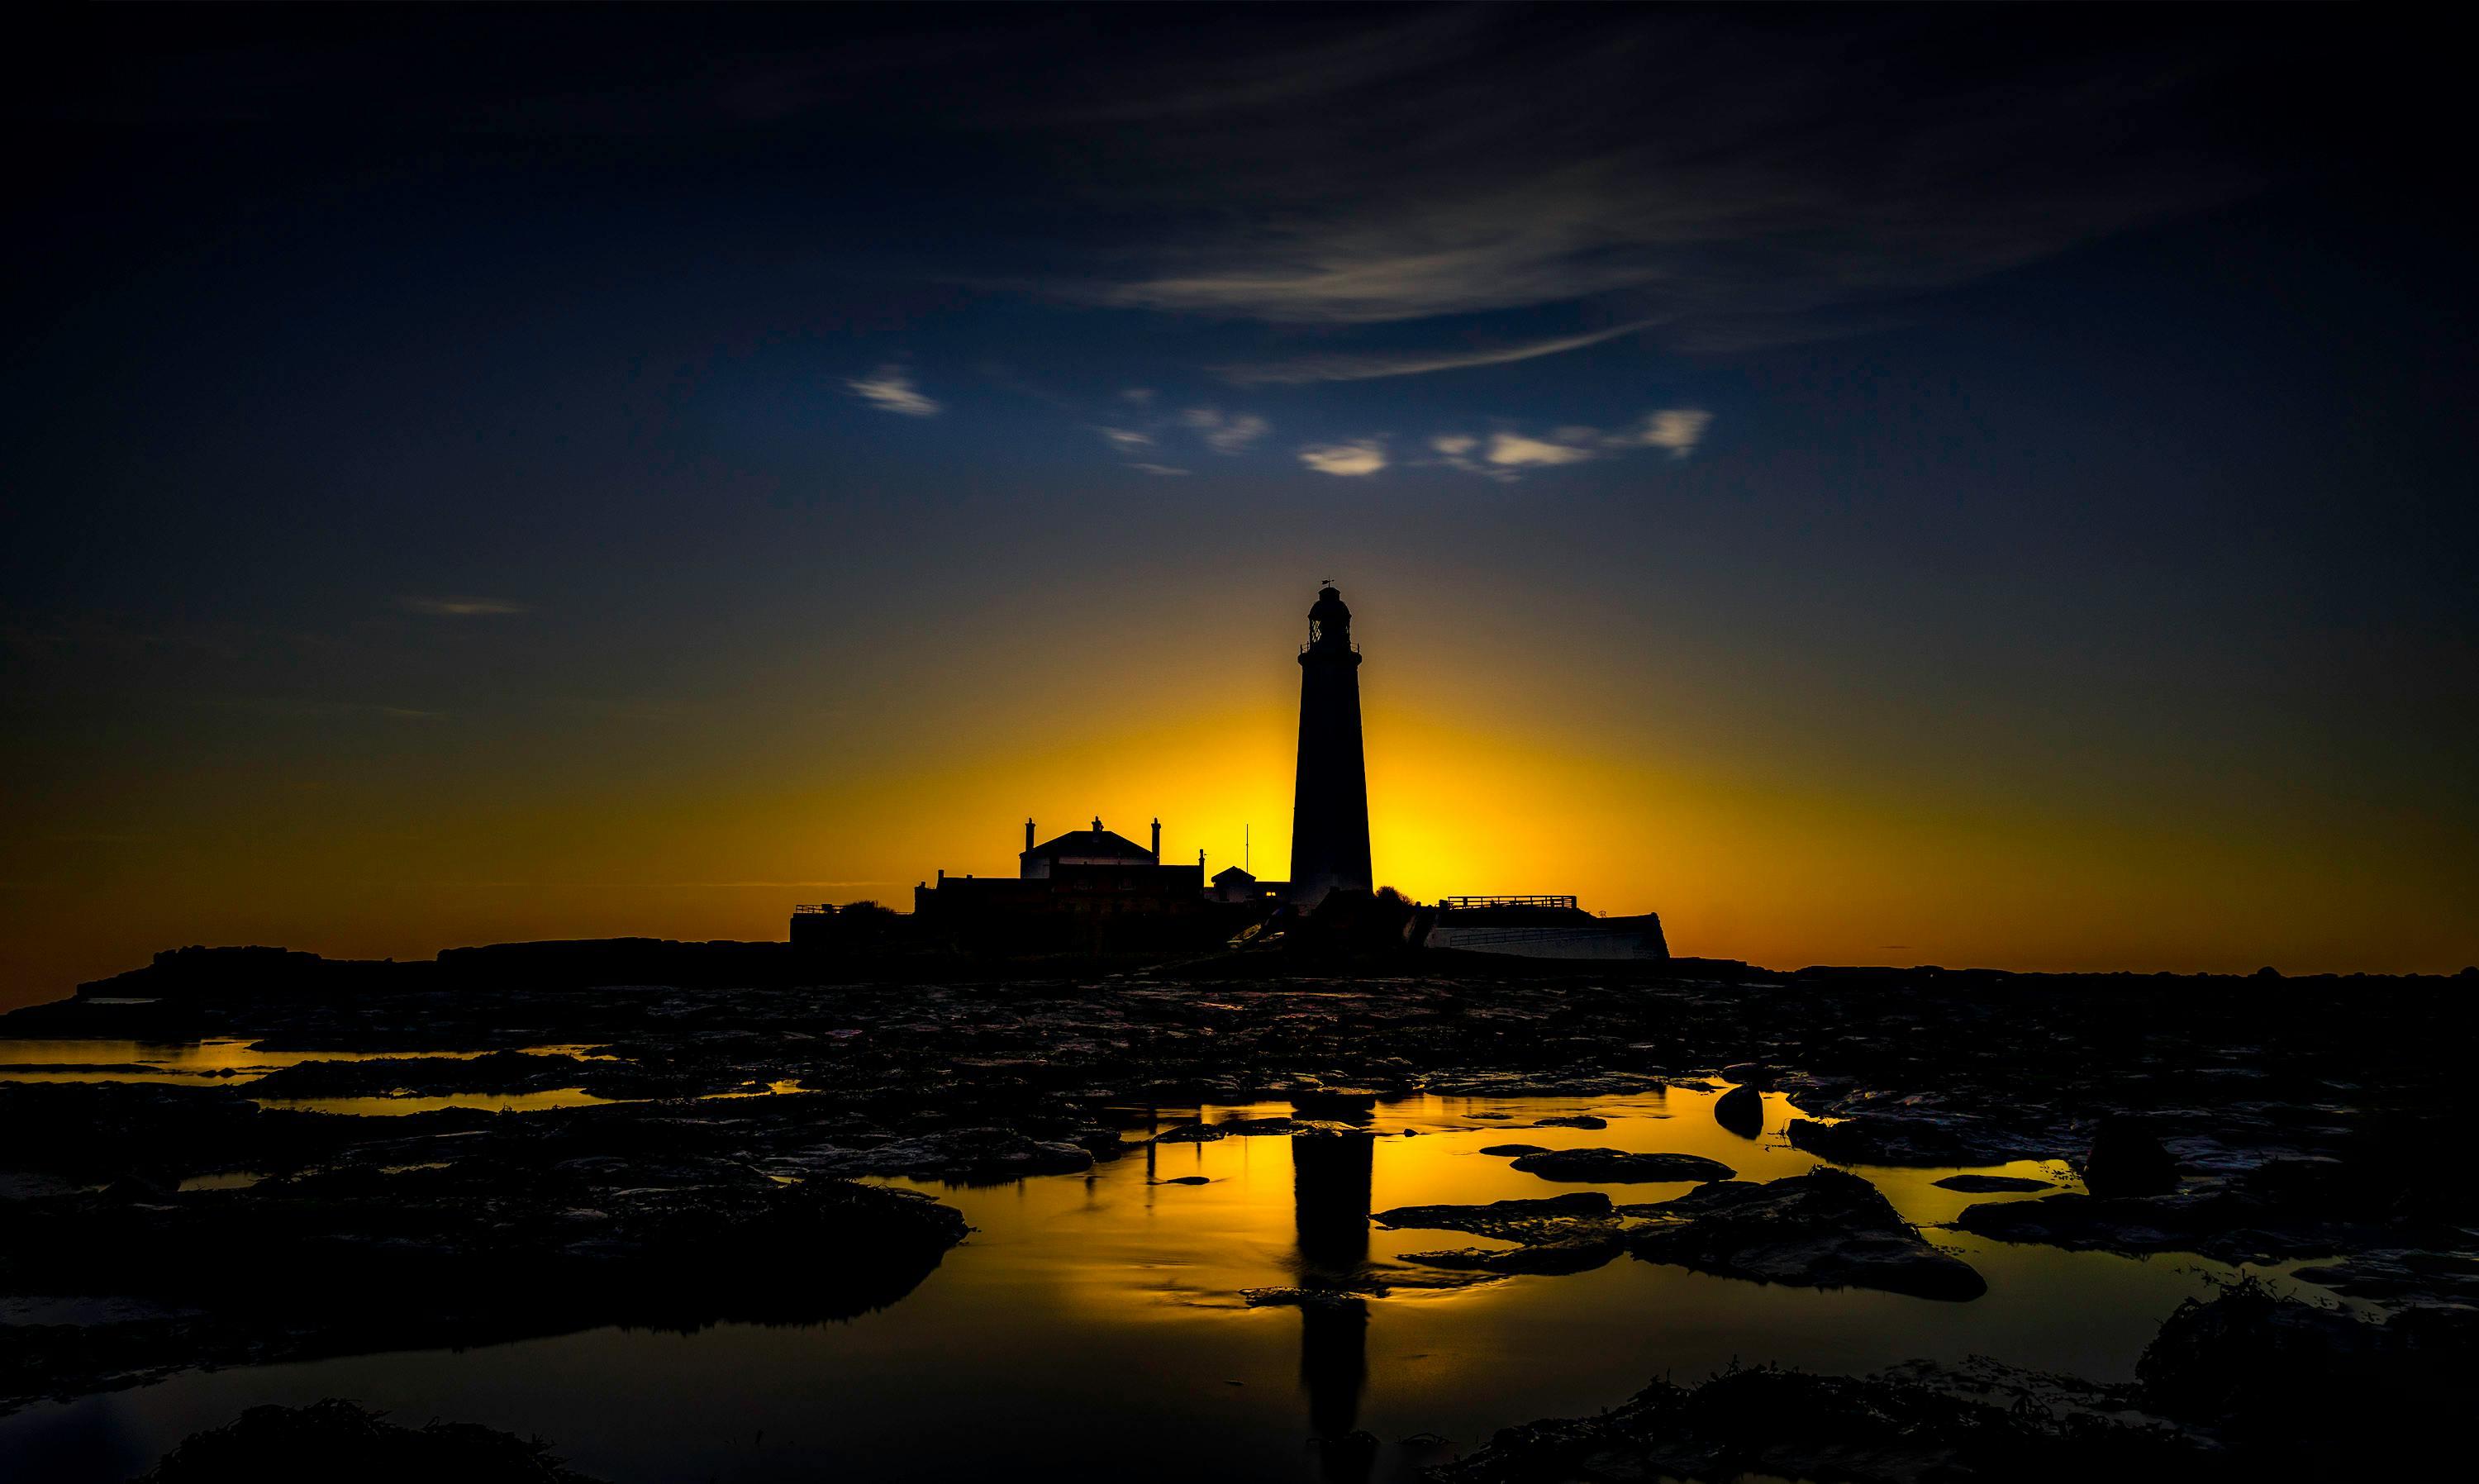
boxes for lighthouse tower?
[1288,583,1374,906]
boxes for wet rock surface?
[1507,1149,1735,1183]
[1931,1174,2053,1192]
[0,1111,968,1412]
[1624,1168,1987,1300]
[131,1397,606,1483]
[1432,1282,2477,1482]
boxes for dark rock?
[2289,1250,2479,1306]
[1533,1114,1606,1129]
[1787,1112,2051,1168]
[246,1051,596,1101]
[1376,1192,1615,1239]
[1508,1149,1735,1183]
[1289,1088,1378,1119]
[1151,1121,1228,1143]
[2082,1117,2178,1196]
[1931,1174,2053,1193]
[2134,1277,2479,1455]
[131,1398,605,1483]
[1623,1168,1987,1301]
[1713,1082,1763,1138]
[1429,1358,2206,1483]
[1378,1194,1625,1277]
[1477,1144,1552,1157]
[1156,1176,1210,1186]
[775,1127,1093,1182]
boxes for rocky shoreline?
[3,951,2470,1473]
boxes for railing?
[1299,640,1363,656]
[1439,895,1577,911]
[792,904,831,916]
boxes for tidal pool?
[0,1087,2326,1482]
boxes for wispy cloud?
[1485,431,1596,468]
[1298,439,1387,477]
[1216,319,1657,385]
[1180,407,1270,453]
[1062,15,2252,350]
[847,365,941,416]
[1096,426,1156,452]
[1423,407,1713,478]
[1130,462,1192,477]
[1608,408,1712,458]
[402,596,526,617]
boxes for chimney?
[1151,818,1162,859]
[1025,817,1035,854]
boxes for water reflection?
[1291,1128,1376,1476]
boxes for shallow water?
[0,1087,2338,1482]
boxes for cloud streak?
[1297,439,1387,476]
[847,366,941,416]
[1062,13,2255,350]
[1180,407,1270,452]
[1216,319,1658,385]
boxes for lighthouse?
[1288,583,1374,906]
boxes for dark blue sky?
[3,4,2472,993]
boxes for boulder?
[1509,1149,1735,1183]
[1623,1168,1987,1301]
[1714,1083,1763,1138]
[1931,1174,2053,1193]
[2082,1118,2178,1196]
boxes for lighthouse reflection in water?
[1291,1126,1377,1478]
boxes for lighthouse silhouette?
[1288,583,1374,906]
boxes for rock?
[2082,1118,2178,1196]
[1428,1358,2205,1483]
[1377,1194,1627,1277]
[2289,1250,2479,1306]
[1289,1089,1378,1119]
[1713,1083,1763,1138]
[1155,1176,1210,1186]
[1477,1144,1552,1157]
[2134,1277,2479,1452]
[1787,1112,2051,1167]
[1623,1168,1987,1301]
[1533,1114,1606,1129]
[131,1398,607,1483]
[1508,1149,1735,1183]
[1150,1122,1227,1143]
[1932,1174,2053,1193]
[1377,1192,1615,1238]
[780,1127,1093,1182]
[1240,1287,1371,1310]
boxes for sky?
[3,5,2474,1006]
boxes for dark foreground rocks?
[1626,1169,1986,1300]
[133,1398,605,1484]
[0,1123,967,1413]
[1377,1193,1629,1277]
[1376,1172,1983,1300]
[1507,1149,1734,1182]
[1932,1173,2052,1192]
[1431,1282,2477,1482]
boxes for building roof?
[1025,826,1154,862]
[1211,866,1258,884]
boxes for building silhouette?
[1288,584,1373,906]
